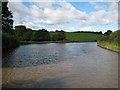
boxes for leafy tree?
[2,1,19,53]
[52,30,66,41]
[2,33,19,52]
[14,25,27,40]
[97,31,102,34]
[22,28,33,41]
[30,31,38,41]
[2,2,13,33]
[36,29,50,41]
[104,30,112,36]
[23,31,33,41]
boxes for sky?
[8,0,118,33]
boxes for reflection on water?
[2,42,118,88]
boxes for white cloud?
[8,2,29,15]
[80,26,94,32]
[21,22,41,29]
[8,1,88,25]
[8,0,23,2]
[76,2,118,26]
[108,2,118,22]
[8,1,118,31]
[13,12,25,24]
[66,27,76,32]
[30,5,43,18]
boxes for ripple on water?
[2,43,118,88]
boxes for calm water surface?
[2,42,118,88]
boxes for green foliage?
[98,30,120,53]
[108,30,120,44]
[14,25,27,40]
[2,2,13,33]
[2,32,19,53]
[14,27,50,41]
[74,31,103,34]
[22,31,33,41]
[52,30,66,41]
[36,29,50,41]
[30,31,38,41]
[2,2,19,53]
[104,30,112,36]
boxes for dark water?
[2,42,118,88]
[3,42,99,67]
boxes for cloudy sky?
[8,0,118,32]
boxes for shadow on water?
[2,45,20,57]
[2,46,21,68]
[2,43,67,68]
[3,78,64,88]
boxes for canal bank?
[97,41,120,53]
[97,30,120,53]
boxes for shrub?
[2,32,19,53]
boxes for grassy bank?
[97,41,119,53]
[97,30,120,53]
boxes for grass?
[97,30,120,53]
[65,32,106,42]
[97,41,119,53]
[50,32,106,42]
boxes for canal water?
[2,42,118,88]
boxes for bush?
[2,33,19,53]
[98,30,120,53]
[108,30,120,44]
[52,30,66,41]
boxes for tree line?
[12,25,66,41]
[73,30,112,35]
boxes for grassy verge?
[97,41,120,53]
[97,30,120,53]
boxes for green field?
[50,32,106,42]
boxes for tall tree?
[0,1,2,30]
[2,1,19,53]
[2,1,13,32]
